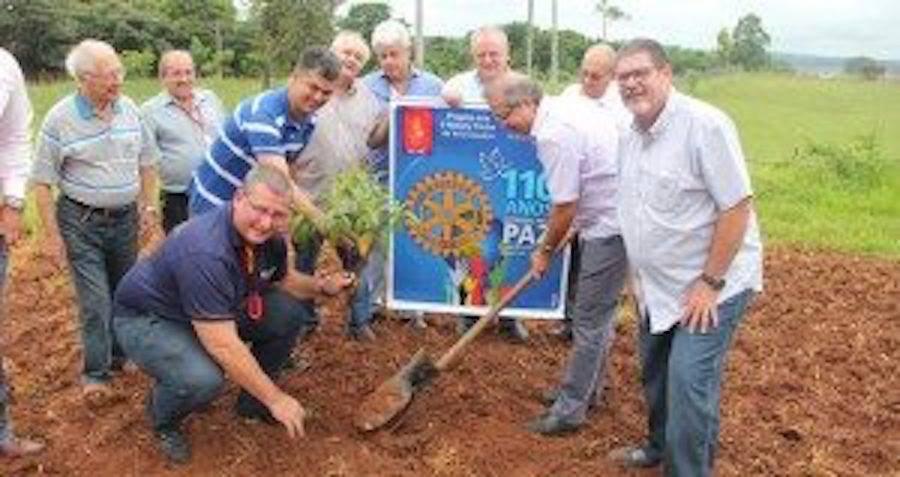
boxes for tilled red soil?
[0,245,897,476]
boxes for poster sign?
[388,99,568,319]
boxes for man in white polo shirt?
[555,43,632,342]
[608,38,763,476]
[442,26,512,106]
[0,47,44,457]
[487,74,626,435]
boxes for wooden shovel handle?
[434,230,575,371]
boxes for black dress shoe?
[527,412,580,436]
[540,387,599,412]
[608,445,662,468]
[155,427,191,464]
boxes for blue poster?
[388,99,568,319]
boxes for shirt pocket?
[648,172,682,213]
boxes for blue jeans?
[57,197,138,384]
[639,288,755,477]
[114,288,311,431]
[0,238,12,442]
[295,240,372,332]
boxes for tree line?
[1,0,782,82]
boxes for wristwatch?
[700,272,726,291]
[539,242,554,255]
[3,196,24,211]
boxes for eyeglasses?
[493,101,522,121]
[84,67,126,82]
[246,195,290,224]
[616,66,657,85]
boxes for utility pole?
[415,0,425,69]
[526,0,534,75]
[551,0,558,84]
[215,21,223,80]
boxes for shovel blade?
[354,348,435,432]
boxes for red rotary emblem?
[403,107,433,155]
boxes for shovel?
[354,232,573,432]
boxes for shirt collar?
[274,87,314,129]
[224,202,244,249]
[74,93,121,120]
[162,89,202,106]
[379,68,421,82]
[530,97,553,138]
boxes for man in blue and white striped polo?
[32,39,161,399]
[188,47,340,220]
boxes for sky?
[335,0,900,60]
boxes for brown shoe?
[0,437,45,457]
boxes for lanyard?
[241,245,264,322]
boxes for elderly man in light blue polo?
[486,74,627,434]
[142,50,226,233]
[362,19,443,330]
[32,39,160,400]
[608,38,763,475]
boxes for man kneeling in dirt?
[112,164,353,464]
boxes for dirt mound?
[0,245,897,476]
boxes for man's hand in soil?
[316,271,355,297]
[268,392,306,439]
[680,281,719,334]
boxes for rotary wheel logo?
[404,172,493,257]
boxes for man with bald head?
[442,26,512,106]
[143,50,226,233]
[562,43,631,130]
[32,39,160,399]
[554,44,633,342]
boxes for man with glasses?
[607,38,762,475]
[32,39,161,400]
[113,164,353,464]
[142,50,226,233]
[487,74,626,436]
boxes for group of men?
[0,17,762,476]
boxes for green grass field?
[25,73,900,257]
[693,73,900,257]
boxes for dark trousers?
[114,288,312,431]
[161,192,189,235]
[57,196,138,384]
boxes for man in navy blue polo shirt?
[189,46,340,221]
[114,164,353,464]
